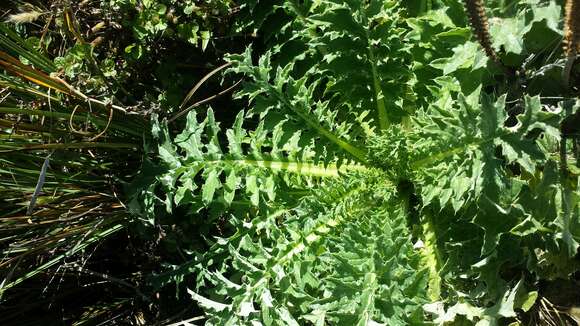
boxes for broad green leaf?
[202,169,221,204]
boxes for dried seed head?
[564,0,580,55]
[6,11,45,24]
[463,0,500,64]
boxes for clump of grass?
[0,18,151,324]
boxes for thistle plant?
[2,0,577,324]
[133,1,580,324]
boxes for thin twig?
[52,76,136,114]
[164,316,206,326]
[69,103,115,140]
[39,14,53,52]
[169,79,242,123]
[89,105,113,141]
[68,263,151,302]
[58,204,103,222]
[179,62,232,111]
[0,142,137,153]
[69,105,91,135]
